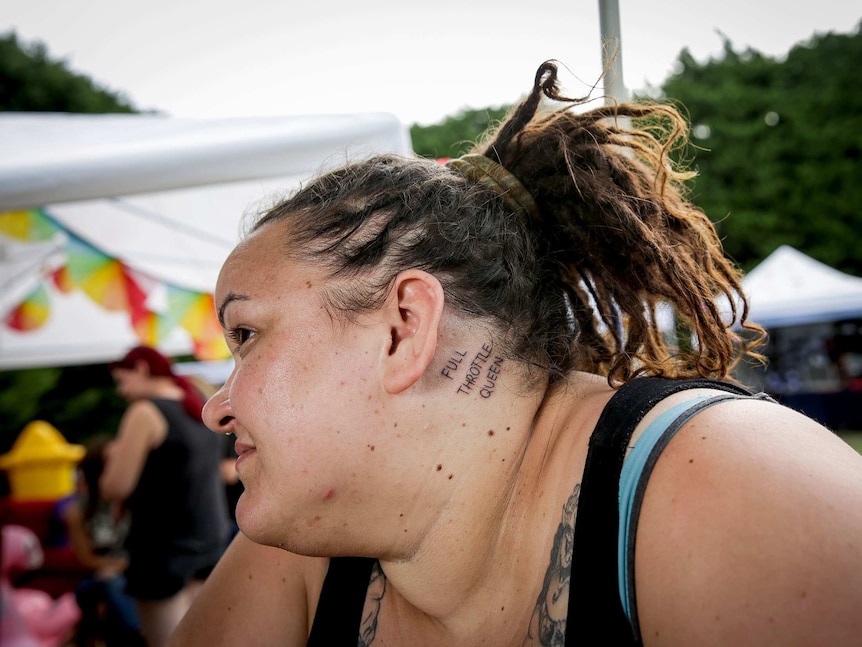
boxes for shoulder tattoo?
[356,486,579,647]
[359,561,386,647]
[525,483,580,646]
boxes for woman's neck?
[145,376,185,400]
[373,373,613,644]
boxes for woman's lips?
[234,440,256,468]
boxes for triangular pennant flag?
[0,209,60,241]
[51,266,74,293]
[131,310,175,347]
[167,286,229,360]
[4,282,51,331]
[63,236,151,313]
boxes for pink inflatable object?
[0,524,81,647]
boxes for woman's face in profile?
[111,365,148,402]
[206,222,390,549]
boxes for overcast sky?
[2,1,860,125]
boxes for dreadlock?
[253,60,764,388]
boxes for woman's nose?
[203,386,235,434]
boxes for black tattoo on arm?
[524,483,580,647]
[358,561,386,647]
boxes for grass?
[837,431,862,455]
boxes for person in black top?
[220,433,243,538]
[170,62,862,646]
[101,345,230,647]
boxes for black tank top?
[125,398,230,567]
[306,378,758,646]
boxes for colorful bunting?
[0,209,60,241]
[1,209,228,361]
[64,236,133,312]
[167,287,229,360]
[131,310,175,348]
[4,282,51,331]
[51,266,75,294]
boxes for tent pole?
[598,0,628,103]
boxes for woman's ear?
[382,269,445,394]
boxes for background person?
[169,62,862,646]
[220,434,242,539]
[101,345,230,647]
[56,435,143,646]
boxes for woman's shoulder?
[122,397,167,421]
[169,533,329,647]
[634,395,862,644]
[643,392,858,477]
[113,399,171,452]
[144,397,184,416]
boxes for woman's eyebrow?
[217,293,250,327]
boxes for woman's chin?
[235,498,276,545]
[234,497,258,536]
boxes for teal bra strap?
[617,393,744,633]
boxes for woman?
[101,345,230,647]
[169,62,862,646]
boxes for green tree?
[659,23,862,275]
[0,30,138,112]
[0,365,127,452]
[410,105,512,159]
[0,32,139,458]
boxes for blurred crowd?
[0,346,237,647]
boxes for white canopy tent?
[0,111,413,371]
[739,245,862,329]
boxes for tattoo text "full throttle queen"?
[446,343,504,398]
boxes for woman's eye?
[227,327,255,348]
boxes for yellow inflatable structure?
[0,421,85,500]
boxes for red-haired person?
[101,346,230,647]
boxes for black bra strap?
[306,557,376,646]
[622,391,772,639]
[306,379,760,646]
[566,377,754,646]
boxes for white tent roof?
[0,111,413,370]
[739,245,862,328]
[0,111,412,210]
